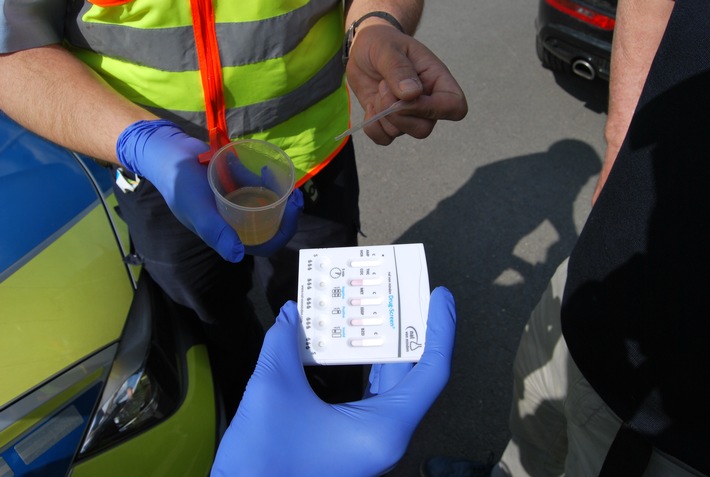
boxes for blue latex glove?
[116,120,303,262]
[364,361,413,397]
[211,287,457,477]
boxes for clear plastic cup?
[207,140,295,246]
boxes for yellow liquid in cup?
[226,186,280,207]
[224,187,282,245]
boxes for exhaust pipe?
[572,59,596,80]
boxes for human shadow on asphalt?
[384,139,601,475]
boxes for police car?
[0,112,220,476]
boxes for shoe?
[420,454,495,477]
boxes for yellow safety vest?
[64,0,350,186]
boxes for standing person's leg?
[519,293,705,477]
[421,260,572,477]
[493,259,571,477]
[498,258,644,477]
[113,175,263,419]
[424,253,707,477]
[253,140,366,403]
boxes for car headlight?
[113,372,160,431]
[79,370,164,455]
[78,274,182,458]
[0,274,199,476]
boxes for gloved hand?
[211,287,457,477]
[116,120,303,262]
[364,362,413,397]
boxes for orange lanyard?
[190,0,230,164]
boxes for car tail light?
[546,0,615,30]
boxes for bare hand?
[346,25,468,145]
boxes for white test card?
[297,243,430,365]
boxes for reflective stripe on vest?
[64,0,350,184]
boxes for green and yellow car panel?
[71,346,216,477]
[0,203,131,408]
[0,113,216,477]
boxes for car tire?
[536,36,571,75]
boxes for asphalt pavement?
[352,1,610,475]
[251,0,612,475]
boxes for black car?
[535,0,617,81]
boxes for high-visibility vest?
[64,0,350,186]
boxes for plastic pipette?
[334,100,413,141]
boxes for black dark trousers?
[562,1,710,473]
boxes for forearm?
[605,0,674,155]
[594,0,674,202]
[0,44,157,164]
[345,0,424,35]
